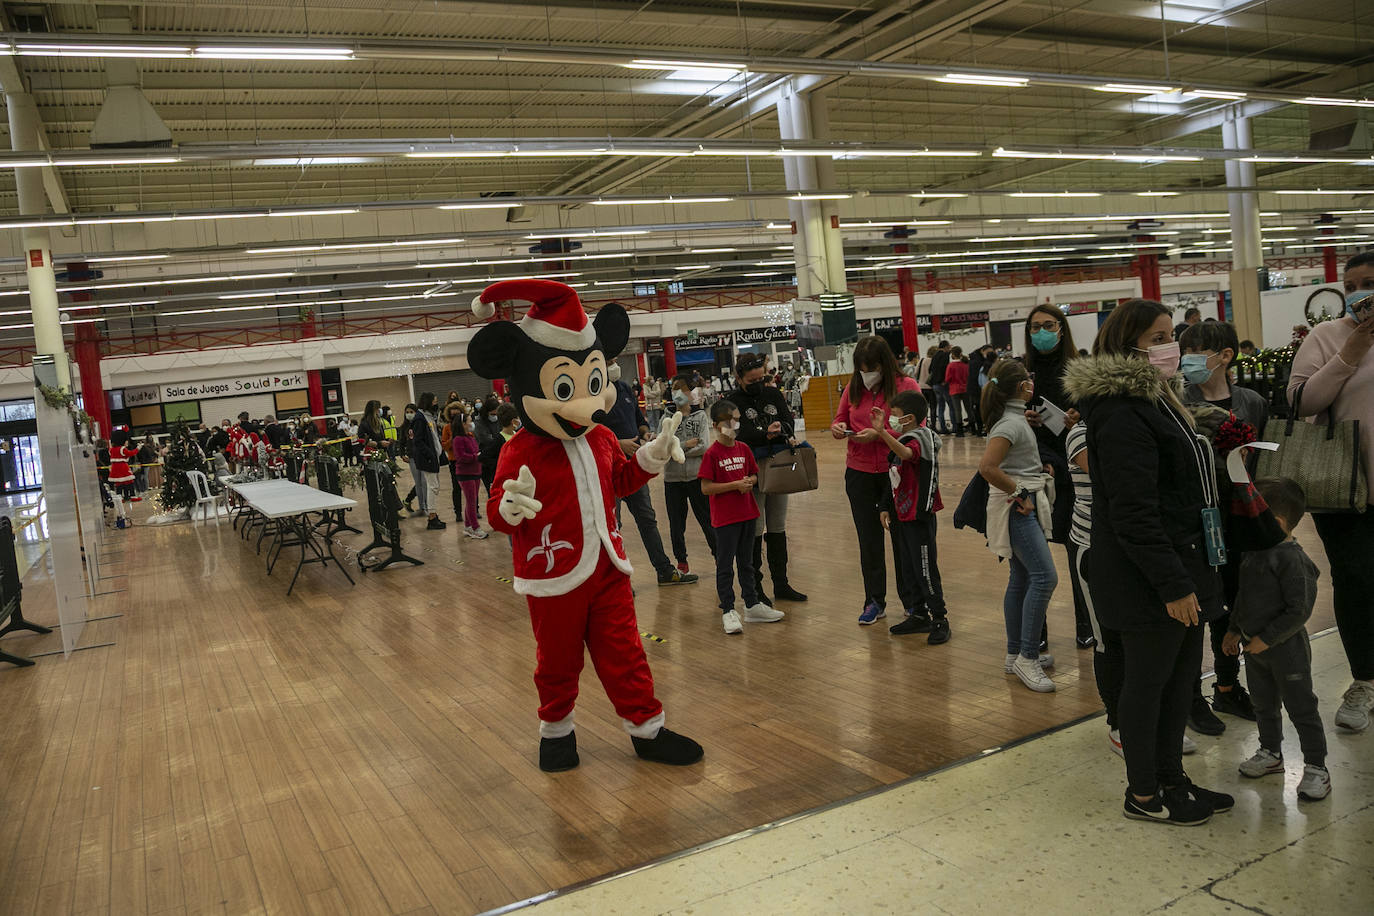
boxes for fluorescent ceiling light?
[934,73,1028,87]
[993,147,1202,163]
[590,197,732,205]
[193,46,355,61]
[219,287,333,300]
[245,237,463,255]
[839,220,953,228]
[974,233,1097,242]
[832,149,981,158]
[690,247,737,253]
[1273,190,1372,196]
[754,259,794,266]
[1190,89,1247,100]
[525,229,649,239]
[592,277,678,286]
[1095,83,1174,94]
[1137,191,1180,197]
[269,208,360,217]
[1241,156,1373,164]
[743,271,786,277]
[909,192,968,199]
[437,202,520,210]
[83,254,169,263]
[1295,97,1374,108]
[625,59,744,72]
[15,42,192,58]
[12,156,183,168]
[1007,191,1102,198]
[789,193,851,201]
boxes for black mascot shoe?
[539,732,580,772]
[631,728,704,766]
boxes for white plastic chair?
[185,470,224,525]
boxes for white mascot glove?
[499,465,543,527]
[637,411,686,474]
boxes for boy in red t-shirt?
[698,400,785,635]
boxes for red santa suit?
[107,444,137,488]
[486,424,663,738]
[228,424,261,464]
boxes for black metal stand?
[312,456,361,539]
[0,516,51,668]
[358,461,422,572]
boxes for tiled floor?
[525,630,1374,916]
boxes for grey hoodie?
[664,408,713,482]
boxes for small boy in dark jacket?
[1224,477,1329,801]
[874,390,950,644]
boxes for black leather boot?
[752,536,772,606]
[766,531,808,602]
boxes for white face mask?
[607,363,622,382]
[888,415,905,432]
[719,420,740,436]
[861,369,882,390]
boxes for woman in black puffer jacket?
[731,352,807,606]
[1063,298,1230,828]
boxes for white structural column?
[7,91,69,388]
[805,89,849,295]
[1222,112,1264,343]
[777,81,829,299]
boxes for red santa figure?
[107,430,138,529]
[469,278,703,772]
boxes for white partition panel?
[33,359,89,656]
[71,424,104,597]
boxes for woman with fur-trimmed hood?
[1063,298,1230,828]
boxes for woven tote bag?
[1255,383,1368,513]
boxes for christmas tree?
[158,424,206,513]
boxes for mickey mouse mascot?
[468,278,704,773]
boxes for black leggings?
[844,467,908,610]
[1119,624,1204,797]
[1313,511,1374,680]
[1071,542,1124,730]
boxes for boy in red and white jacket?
[874,390,950,644]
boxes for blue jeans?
[932,384,953,430]
[1004,499,1058,658]
[617,483,674,578]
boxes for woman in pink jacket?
[831,336,921,624]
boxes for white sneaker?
[1297,764,1331,801]
[1004,653,1055,673]
[1011,654,1056,692]
[464,527,489,540]
[1238,747,1284,778]
[742,602,784,623]
[722,610,743,635]
[1334,681,1374,731]
[1182,733,1198,755]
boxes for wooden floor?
[0,436,1337,916]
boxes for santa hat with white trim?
[473,278,597,351]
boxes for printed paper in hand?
[1035,399,1068,435]
[1226,441,1280,486]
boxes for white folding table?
[227,479,357,595]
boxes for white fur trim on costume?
[472,295,495,320]
[520,314,597,350]
[623,712,665,739]
[540,713,575,739]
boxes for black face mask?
[743,380,764,397]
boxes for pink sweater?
[832,376,921,473]
[1289,316,1374,506]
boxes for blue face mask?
[1347,290,1374,318]
[1030,328,1059,353]
[1179,353,1215,385]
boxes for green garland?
[39,383,94,431]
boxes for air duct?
[88,13,171,149]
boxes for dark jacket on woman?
[473,413,503,471]
[732,382,794,457]
[408,410,441,473]
[1064,354,1223,631]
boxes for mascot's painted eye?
[553,374,576,402]
[587,368,605,396]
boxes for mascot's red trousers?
[526,551,663,736]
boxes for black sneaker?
[1123,787,1212,826]
[1212,685,1257,721]
[1076,634,1098,649]
[927,618,951,645]
[657,569,699,586]
[1188,695,1226,736]
[1171,778,1234,814]
[426,517,447,530]
[889,613,932,635]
